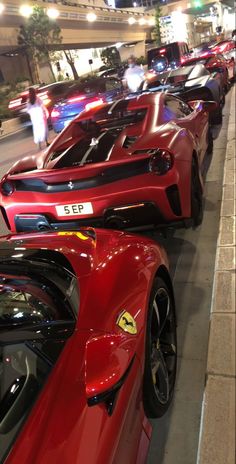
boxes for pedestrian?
[123,55,145,92]
[26,87,50,150]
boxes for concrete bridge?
[0,0,155,53]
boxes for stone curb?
[197,86,236,464]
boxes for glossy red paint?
[1,229,171,464]
[182,51,235,82]
[0,93,209,232]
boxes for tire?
[143,277,177,418]
[211,104,222,125]
[191,158,203,227]
[207,128,213,154]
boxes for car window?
[105,79,121,92]
[163,96,192,121]
[0,272,76,462]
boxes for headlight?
[149,150,173,175]
[1,181,15,196]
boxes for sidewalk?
[197,86,235,464]
[0,117,24,139]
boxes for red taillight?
[1,180,15,196]
[8,99,22,109]
[68,95,86,104]
[159,48,166,54]
[38,91,51,106]
[51,109,60,118]
[149,150,173,175]
[180,57,185,64]
[85,99,104,111]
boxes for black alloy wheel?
[143,277,177,418]
[191,158,203,227]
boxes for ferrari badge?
[117,311,137,335]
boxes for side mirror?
[85,333,136,415]
[188,100,218,112]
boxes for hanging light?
[47,8,59,19]
[87,12,97,22]
[128,17,136,25]
[19,5,33,17]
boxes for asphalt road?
[0,89,232,463]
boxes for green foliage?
[154,4,162,46]
[100,47,120,68]
[17,6,62,62]
[136,56,147,65]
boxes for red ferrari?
[181,51,235,87]
[0,229,177,464]
[0,93,216,233]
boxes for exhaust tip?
[105,215,125,230]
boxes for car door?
[162,95,208,165]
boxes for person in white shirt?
[123,55,145,92]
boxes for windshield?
[0,266,76,462]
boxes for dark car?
[51,77,125,133]
[8,81,79,127]
[140,64,224,124]
[147,42,190,73]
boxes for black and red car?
[0,92,216,233]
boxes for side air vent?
[123,136,138,149]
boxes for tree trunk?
[46,53,56,81]
[64,51,79,80]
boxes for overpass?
[0,0,155,53]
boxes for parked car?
[50,77,125,133]
[211,40,236,80]
[8,81,79,127]
[141,64,224,124]
[181,51,235,87]
[0,92,216,233]
[0,228,177,464]
[147,42,191,73]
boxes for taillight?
[1,180,15,196]
[149,150,173,175]
[51,109,60,118]
[85,99,104,111]
[38,91,51,106]
[68,95,86,104]
[8,99,22,109]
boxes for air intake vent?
[123,136,138,149]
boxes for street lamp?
[128,17,136,25]
[19,5,33,17]
[0,3,5,15]
[139,18,146,26]
[47,8,59,19]
[87,12,97,22]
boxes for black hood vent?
[123,136,138,149]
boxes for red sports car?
[0,93,216,233]
[0,229,177,464]
[181,51,235,87]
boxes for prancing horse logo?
[68,181,73,189]
[117,310,137,335]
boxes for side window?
[163,96,192,122]
[105,79,121,92]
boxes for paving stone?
[222,184,234,200]
[220,198,235,216]
[207,313,236,376]
[218,216,235,246]
[198,375,235,464]
[215,246,235,271]
[225,156,235,170]
[212,271,236,313]
[223,168,235,185]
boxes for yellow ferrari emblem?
[117,311,137,335]
[58,231,89,241]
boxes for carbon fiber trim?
[13,158,149,193]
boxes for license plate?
[56,202,93,216]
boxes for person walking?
[26,87,50,150]
[123,55,145,92]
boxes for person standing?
[123,55,145,92]
[26,87,50,150]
